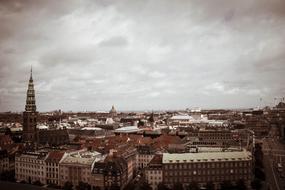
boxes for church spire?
[25,67,36,112]
[30,65,33,80]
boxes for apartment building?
[145,154,163,190]
[92,155,128,190]
[117,146,137,181]
[136,145,155,169]
[15,151,48,184]
[162,149,252,189]
[59,149,102,187]
[45,151,66,186]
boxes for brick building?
[162,149,252,189]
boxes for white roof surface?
[170,115,193,120]
[61,150,102,165]
[81,127,102,130]
[37,125,49,130]
[114,126,142,133]
[163,149,252,163]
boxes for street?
[0,181,54,190]
[262,127,285,190]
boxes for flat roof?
[114,126,142,133]
[61,150,101,165]
[163,149,252,163]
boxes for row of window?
[47,173,58,178]
[16,174,44,182]
[46,163,58,166]
[165,161,250,169]
[164,175,250,183]
[149,176,162,180]
[16,159,43,164]
[16,163,44,169]
[47,167,58,172]
[16,168,44,175]
[148,170,162,174]
[164,168,249,176]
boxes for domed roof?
[109,105,117,113]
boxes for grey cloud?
[98,36,128,47]
[0,0,285,111]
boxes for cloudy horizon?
[0,0,285,112]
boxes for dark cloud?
[0,0,285,111]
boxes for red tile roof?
[45,151,65,163]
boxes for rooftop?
[170,115,193,120]
[148,154,163,167]
[60,149,102,165]
[114,126,142,133]
[163,149,252,163]
[45,151,65,163]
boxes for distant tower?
[109,105,117,117]
[148,112,155,128]
[22,67,38,143]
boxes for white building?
[15,151,48,184]
[59,149,102,187]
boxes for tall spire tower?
[23,67,38,143]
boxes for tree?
[236,179,247,190]
[251,179,262,190]
[254,168,266,181]
[0,170,15,182]
[172,182,184,190]
[205,181,215,190]
[220,181,234,190]
[139,181,152,190]
[157,183,170,190]
[138,120,145,127]
[109,184,120,190]
[33,180,43,186]
[123,182,136,190]
[47,183,61,189]
[76,181,91,190]
[187,181,199,190]
[64,181,73,190]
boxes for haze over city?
[0,0,285,111]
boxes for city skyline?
[1,0,285,111]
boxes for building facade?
[59,149,101,187]
[145,154,163,190]
[136,145,155,169]
[92,156,128,190]
[15,151,47,184]
[162,149,252,189]
[45,151,66,186]
[38,129,69,146]
[118,146,137,182]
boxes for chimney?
[109,149,118,158]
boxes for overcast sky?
[0,0,285,112]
